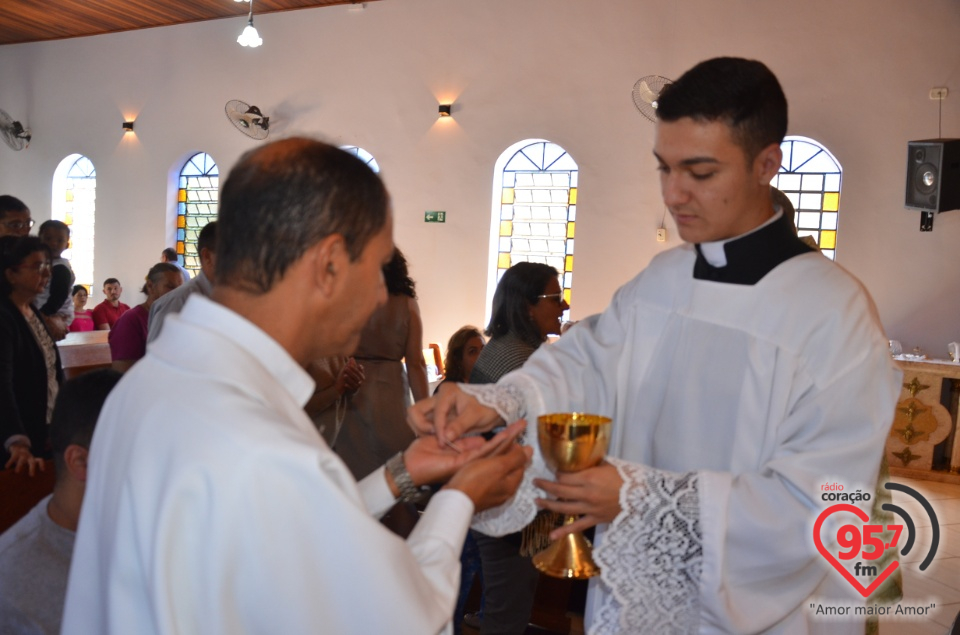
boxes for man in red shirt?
[91,278,130,330]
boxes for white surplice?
[62,295,471,635]
[464,243,901,634]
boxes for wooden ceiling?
[0,0,378,46]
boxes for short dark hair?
[141,262,182,294]
[0,235,49,296]
[384,248,415,298]
[103,278,120,287]
[657,57,787,160]
[161,248,178,262]
[444,326,484,383]
[49,369,122,480]
[0,195,28,221]
[215,138,390,294]
[72,284,88,297]
[485,261,560,347]
[197,220,218,255]
[38,219,70,238]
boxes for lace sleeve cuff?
[459,382,527,425]
[591,459,703,634]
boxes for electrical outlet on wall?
[656,228,667,242]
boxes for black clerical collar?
[693,209,816,285]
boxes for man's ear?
[754,142,783,184]
[312,233,349,296]
[64,445,89,483]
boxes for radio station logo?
[813,481,939,598]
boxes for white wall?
[1,0,958,356]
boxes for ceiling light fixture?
[237,0,262,48]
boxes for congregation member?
[305,355,365,447]
[147,220,217,343]
[161,246,192,282]
[0,236,62,475]
[109,262,183,372]
[62,137,530,635]
[0,369,121,635]
[34,220,75,340]
[90,278,129,330]
[0,196,32,238]
[411,57,901,634]
[335,248,431,480]
[466,262,568,634]
[67,285,93,333]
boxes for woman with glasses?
[466,261,568,634]
[0,235,63,475]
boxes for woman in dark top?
[0,236,64,474]
[468,261,568,635]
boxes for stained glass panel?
[492,141,578,319]
[339,146,380,173]
[54,155,97,287]
[773,136,842,261]
[177,152,219,276]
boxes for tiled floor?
[879,477,960,634]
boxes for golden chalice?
[532,412,612,579]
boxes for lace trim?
[591,460,702,635]
[460,382,543,536]
[459,382,527,425]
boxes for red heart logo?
[813,503,899,598]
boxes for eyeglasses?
[1,219,35,231]
[15,261,51,273]
[536,293,565,304]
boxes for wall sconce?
[438,104,452,117]
[122,121,135,133]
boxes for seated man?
[90,278,129,330]
[147,221,217,343]
[411,57,901,634]
[0,369,122,635]
[62,138,530,635]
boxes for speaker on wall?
[905,139,960,213]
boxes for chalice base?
[532,529,601,579]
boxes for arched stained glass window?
[177,152,219,275]
[489,140,578,318]
[340,146,380,173]
[772,136,842,260]
[51,154,96,288]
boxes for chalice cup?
[532,412,612,579]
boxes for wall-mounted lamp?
[237,0,263,47]
[122,121,135,133]
[438,104,452,117]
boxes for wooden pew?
[57,330,112,379]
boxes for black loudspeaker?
[905,139,960,212]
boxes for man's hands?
[4,443,45,476]
[407,382,504,445]
[334,358,364,395]
[534,463,623,539]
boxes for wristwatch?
[386,451,427,503]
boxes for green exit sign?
[424,211,446,223]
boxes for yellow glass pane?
[566,221,575,239]
[64,213,73,225]
[568,188,577,205]
[820,230,836,249]
[500,220,513,236]
[822,192,839,212]
[177,215,186,228]
[65,191,74,202]
[176,241,185,254]
[501,188,515,204]
[565,255,573,272]
[563,289,571,304]
[497,253,511,269]
[178,189,187,203]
